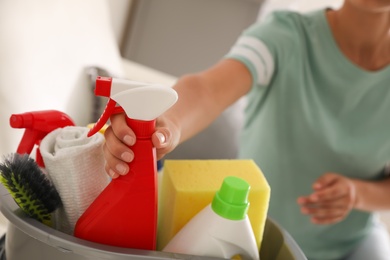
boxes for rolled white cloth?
[40,126,110,235]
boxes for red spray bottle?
[74,77,177,250]
[10,110,75,167]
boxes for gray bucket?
[0,185,306,260]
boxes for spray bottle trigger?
[88,99,117,137]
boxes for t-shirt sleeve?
[225,11,300,89]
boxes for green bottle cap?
[211,176,250,220]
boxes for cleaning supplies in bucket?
[40,126,109,235]
[163,176,260,259]
[75,77,177,250]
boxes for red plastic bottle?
[75,118,157,249]
[74,77,177,250]
[9,110,75,167]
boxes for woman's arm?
[353,177,390,211]
[165,58,252,144]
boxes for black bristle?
[0,153,62,225]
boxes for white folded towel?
[40,126,110,235]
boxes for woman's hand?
[103,113,180,179]
[297,173,357,225]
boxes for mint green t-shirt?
[226,9,390,260]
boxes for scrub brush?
[0,153,62,227]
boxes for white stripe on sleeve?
[228,36,274,85]
[229,46,266,85]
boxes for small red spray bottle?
[10,110,75,167]
[74,77,177,250]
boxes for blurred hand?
[103,113,180,179]
[297,172,357,225]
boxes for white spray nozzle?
[89,77,178,137]
[95,77,178,120]
[110,78,177,120]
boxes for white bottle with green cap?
[162,176,260,259]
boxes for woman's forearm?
[353,177,390,211]
[165,74,223,143]
[163,59,252,144]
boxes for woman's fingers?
[103,115,136,177]
[109,113,136,146]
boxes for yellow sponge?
[157,160,270,251]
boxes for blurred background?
[114,0,342,77]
